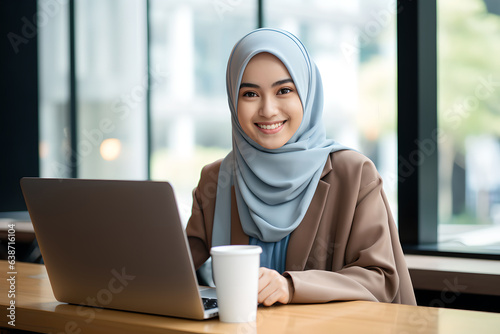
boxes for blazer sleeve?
[185,160,221,270]
[285,157,414,304]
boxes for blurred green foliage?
[438,0,500,151]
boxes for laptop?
[20,177,218,320]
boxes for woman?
[186,28,416,306]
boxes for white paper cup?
[210,245,262,323]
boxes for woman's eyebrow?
[239,78,294,90]
[272,78,293,87]
[239,82,260,89]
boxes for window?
[36,0,500,256]
[148,0,397,222]
[76,0,148,180]
[39,0,148,180]
[398,0,500,257]
[437,0,500,252]
[265,0,398,219]
[38,0,70,178]
[39,0,396,224]
[148,0,256,221]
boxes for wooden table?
[1,261,500,334]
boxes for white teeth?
[258,122,283,130]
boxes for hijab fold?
[212,28,348,246]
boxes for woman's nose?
[259,96,279,118]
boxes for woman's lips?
[255,121,285,134]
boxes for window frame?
[397,0,438,246]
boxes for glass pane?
[438,0,500,252]
[76,0,148,179]
[265,0,398,218]
[149,0,257,223]
[39,0,71,178]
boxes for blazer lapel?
[285,157,332,271]
[227,156,334,268]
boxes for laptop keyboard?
[202,298,218,310]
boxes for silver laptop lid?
[20,177,217,320]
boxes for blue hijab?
[212,28,348,246]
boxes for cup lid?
[210,245,262,256]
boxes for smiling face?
[237,52,303,150]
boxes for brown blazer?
[186,150,416,305]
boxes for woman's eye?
[278,88,292,95]
[243,91,257,98]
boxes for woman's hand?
[258,267,292,306]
